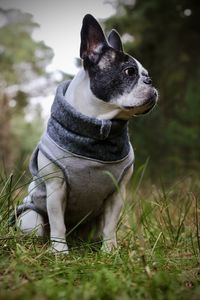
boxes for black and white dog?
[16,14,158,253]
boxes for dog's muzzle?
[123,88,158,115]
[141,89,158,114]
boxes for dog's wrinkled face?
[80,14,158,117]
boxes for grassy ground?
[0,169,200,300]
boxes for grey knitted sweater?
[12,81,134,226]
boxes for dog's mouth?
[123,98,156,116]
[123,89,158,116]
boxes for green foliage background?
[105,0,200,180]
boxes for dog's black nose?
[143,76,152,85]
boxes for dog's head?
[80,14,158,118]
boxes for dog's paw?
[101,240,117,253]
[51,241,69,255]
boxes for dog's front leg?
[38,151,68,254]
[100,166,133,253]
[100,191,123,252]
[46,177,68,254]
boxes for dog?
[14,14,158,254]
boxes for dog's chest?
[55,152,133,225]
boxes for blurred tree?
[0,8,54,172]
[105,0,200,179]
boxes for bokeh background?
[0,0,199,184]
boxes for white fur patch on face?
[112,85,151,107]
[98,51,116,70]
[112,86,158,117]
[134,58,148,77]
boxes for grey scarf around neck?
[47,81,130,161]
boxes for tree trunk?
[0,92,14,173]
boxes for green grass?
[0,168,200,300]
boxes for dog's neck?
[65,69,122,120]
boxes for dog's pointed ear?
[108,29,123,52]
[80,14,108,63]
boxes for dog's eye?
[124,67,135,76]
